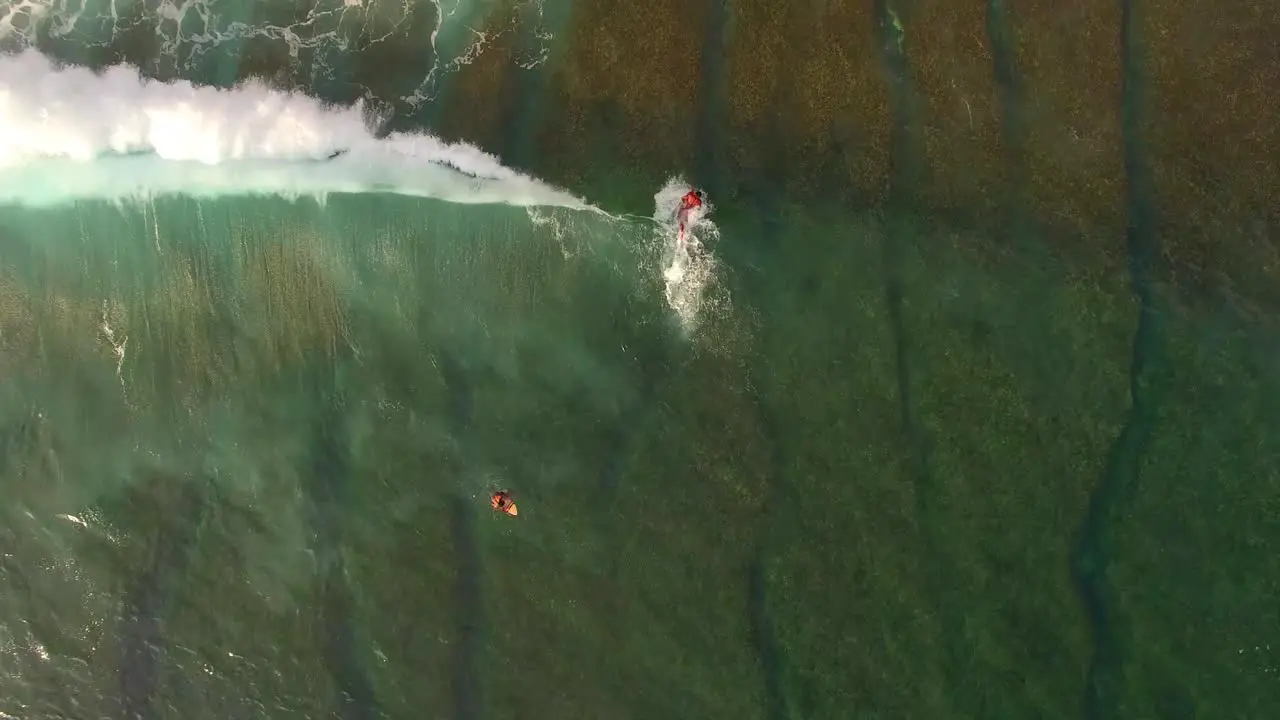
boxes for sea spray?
[0,50,588,209]
[654,177,722,334]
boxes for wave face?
[0,50,587,209]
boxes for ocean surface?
[2,1,1279,719]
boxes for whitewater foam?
[0,50,587,209]
[654,177,721,333]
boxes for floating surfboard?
[490,491,519,517]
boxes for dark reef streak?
[1070,1,1162,718]
[449,495,484,720]
[305,382,378,720]
[747,554,787,720]
[873,0,975,713]
[433,349,485,720]
[435,349,475,437]
[985,0,1032,242]
[690,0,795,712]
[744,385,801,720]
[739,181,795,720]
[416,1,491,133]
[692,0,792,714]
[873,1,926,490]
[694,0,732,201]
[117,481,205,720]
[499,0,576,171]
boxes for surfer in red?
[490,490,518,517]
[677,189,704,246]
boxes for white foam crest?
[0,50,588,209]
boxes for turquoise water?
[4,1,1280,719]
[4,179,1280,720]
[0,192,750,718]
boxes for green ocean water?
[4,190,1280,719]
[0,193,752,718]
[3,1,1280,718]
